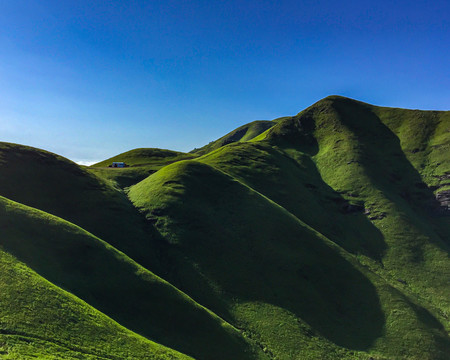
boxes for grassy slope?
[372,106,450,187]
[254,97,450,332]
[87,165,155,189]
[0,219,191,360]
[0,142,163,271]
[129,160,450,360]
[199,142,387,259]
[191,120,275,156]
[0,195,264,360]
[93,148,195,167]
[199,100,450,318]
[0,250,193,360]
[373,105,450,269]
[90,148,196,189]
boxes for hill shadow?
[146,160,449,354]
[330,98,450,250]
[142,161,386,351]
[266,145,388,262]
[210,133,388,262]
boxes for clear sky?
[0,0,449,164]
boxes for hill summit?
[0,96,449,359]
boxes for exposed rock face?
[364,208,387,220]
[369,213,387,221]
[433,174,450,182]
[436,190,450,212]
[341,202,365,213]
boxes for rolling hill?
[0,96,449,359]
[0,196,263,360]
[89,148,196,188]
[190,120,276,156]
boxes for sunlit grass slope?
[90,148,196,188]
[129,160,450,360]
[371,105,450,188]
[372,104,450,271]
[0,142,163,270]
[191,120,275,155]
[258,96,450,322]
[0,250,193,360]
[0,195,264,360]
[0,202,193,359]
[199,141,387,260]
[199,133,450,318]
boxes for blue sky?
[0,0,449,163]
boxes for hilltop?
[0,96,449,359]
[190,120,276,155]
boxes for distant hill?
[1,96,449,359]
[90,148,196,188]
[190,120,276,155]
[92,148,195,167]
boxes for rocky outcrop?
[436,190,450,212]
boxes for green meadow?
[0,96,449,359]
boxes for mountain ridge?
[1,95,449,359]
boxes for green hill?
[0,247,192,360]
[1,96,449,359]
[200,96,450,316]
[0,142,168,271]
[0,198,193,360]
[261,96,450,312]
[0,195,264,360]
[190,120,276,155]
[128,159,450,360]
[93,147,194,167]
[89,148,196,188]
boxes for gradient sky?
[0,0,449,163]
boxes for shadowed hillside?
[129,159,450,360]
[0,196,264,360]
[262,96,450,316]
[0,142,164,271]
[0,200,193,360]
[0,248,193,360]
